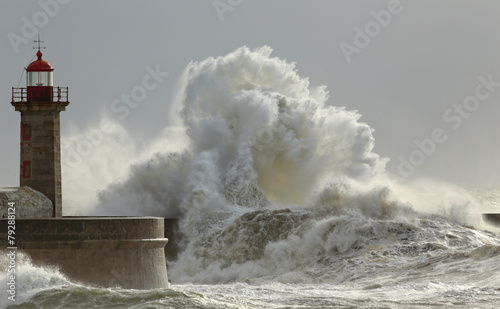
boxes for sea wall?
[0,217,169,289]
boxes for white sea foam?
[0,251,71,307]
[58,46,500,291]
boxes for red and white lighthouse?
[11,45,69,217]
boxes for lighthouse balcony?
[12,86,69,103]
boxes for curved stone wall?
[0,217,169,289]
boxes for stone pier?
[0,217,169,289]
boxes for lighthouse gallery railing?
[11,87,69,103]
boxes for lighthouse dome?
[26,50,54,72]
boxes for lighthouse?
[1,40,174,290]
[11,42,69,217]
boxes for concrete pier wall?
[0,217,169,289]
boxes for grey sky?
[1,0,500,192]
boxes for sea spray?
[61,46,500,288]
[0,251,70,307]
[0,253,192,309]
[95,45,386,215]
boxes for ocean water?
[2,196,500,309]
[3,46,500,308]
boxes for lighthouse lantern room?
[26,50,54,101]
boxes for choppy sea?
[2,186,499,309]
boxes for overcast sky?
[1,0,500,193]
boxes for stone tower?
[11,47,69,217]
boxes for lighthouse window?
[27,72,37,86]
[22,161,31,178]
[27,71,53,86]
[22,124,31,140]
